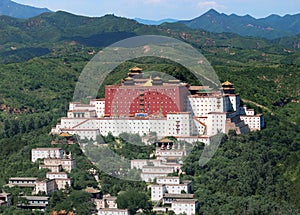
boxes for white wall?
[172,201,197,215]
[90,99,105,118]
[166,113,191,136]
[151,185,166,201]
[206,113,226,136]
[32,148,64,162]
[188,96,223,116]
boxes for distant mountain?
[0,11,144,47]
[134,17,178,25]
[181,9,300,39]
[0,0,51,19]
[0,11,277,50]
[1,10,299,63]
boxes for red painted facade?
[104,85,189,117]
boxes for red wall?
[104,85,189,117]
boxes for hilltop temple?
[51,67,264,144]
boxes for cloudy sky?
[13,0,300,20]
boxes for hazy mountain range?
[180,9,300,39]
[0,0,299,40]
[136,9,300,39]
[0,0,51,19]
[134,17,178,25]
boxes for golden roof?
[59,132,72,137]
[124,76,133,81]
[84,187,101,193]
[129,67,142,71]
[222,81,233,86]
[144,77,153,86]
[159,138,174,143]
[153,76,162,80]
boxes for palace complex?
[51,67,264,144]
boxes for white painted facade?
[39,164,62,172]
[240,115,264,131]
[94,196,117,210]
[240,106,264,131]
[98,208,130,215]
[55,178,72,190]
[131,159,162,169]
[46,172,68,180]
[46,172,72,190]
[90,99,105,117]
[43,158,76,173]
[166,113,192,136]
[8,177,37,187]
[31,148,64,162]
[155,149,185,158]
[150,177,192,202]
[151,184,167,201]
[206,112,227,136]
[187,94,223,116]
[34,179,57,195]
[156,177,181,185]
[165,183,191,195]
[141,166,175,182]
[171,199,199,215]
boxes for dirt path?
[242,99,274,115]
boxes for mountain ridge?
[180,9,300,39]
[1,0,299,40]
[0,10,299,64]
[0,0,51,19]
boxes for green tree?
[116,188,152,214]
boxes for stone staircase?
[225,115,250,134]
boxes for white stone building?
[150,176,197,214]
[17,196,49,212]
[8,177,37,188]
[31,148,64,162]
[131,159,163,169]
[141,166,175,182]
[43,158,76,173]
[150,177,192,201]
[46,172,72,190]
[240,106,265,131]
[98,208,130,215]
[131,138,187,182]
[94,195,118,210]
[46,172,68,179]
[34,179,57,195]
[90,99,106,117]
[171,199,199,215]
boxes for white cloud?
[197,1,226,10]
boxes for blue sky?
[14,0,300,20]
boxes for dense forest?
[0,11,299,215]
